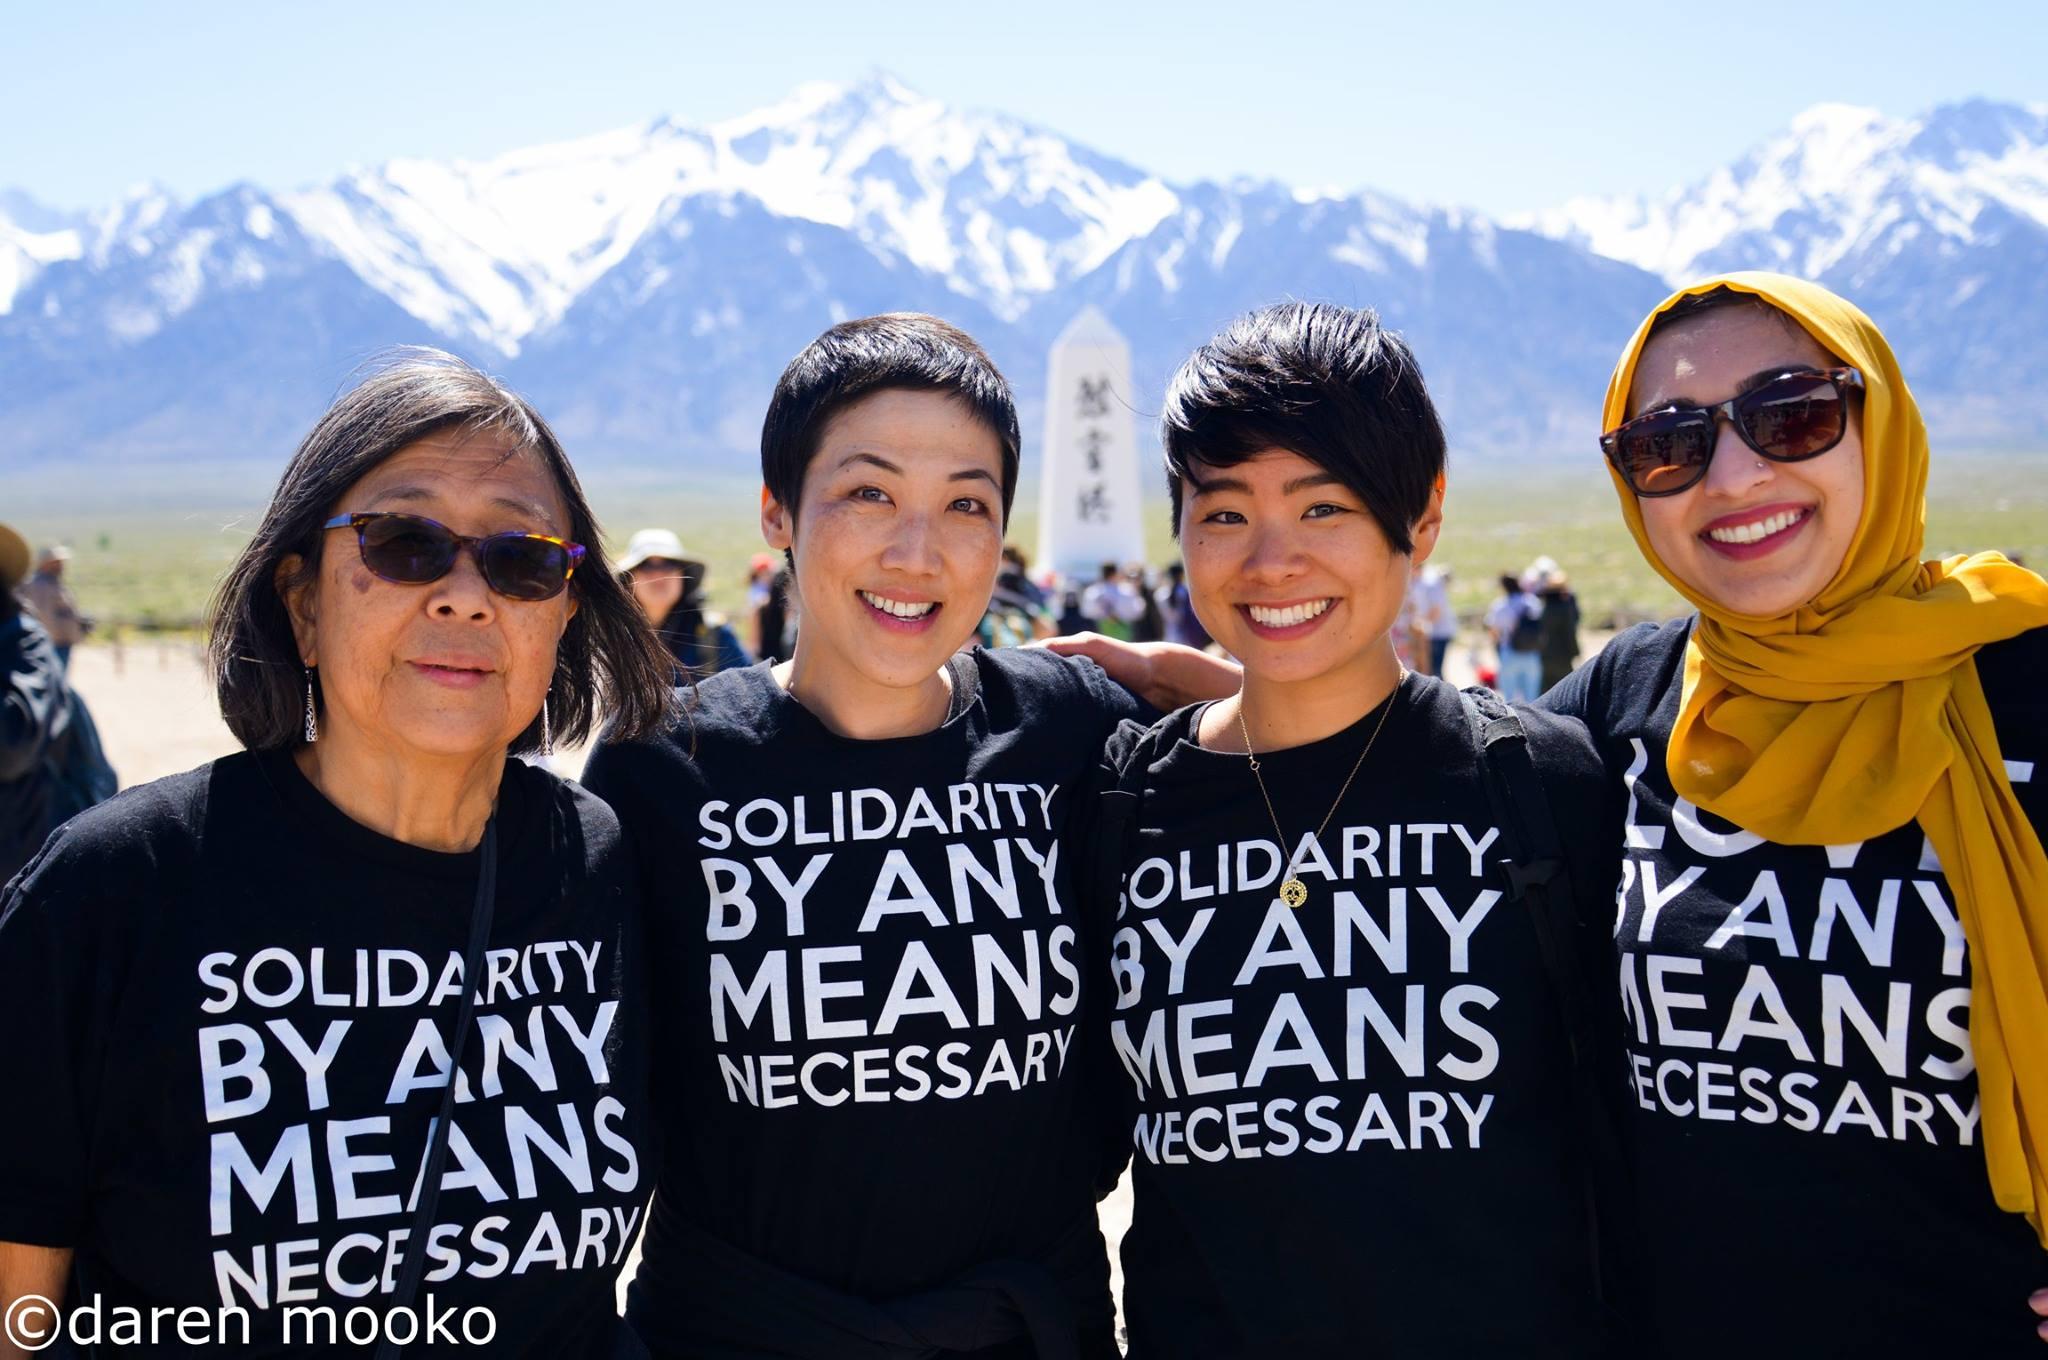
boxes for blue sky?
[7,0,2041,216]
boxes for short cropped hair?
[1161,302,1445,554]
[207,350,675,754]
[761,313,1021,523]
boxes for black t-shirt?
[0,749,650,1357]
[581,650,1147,1359]
[1544,618,2048,1357]
[1100,673,1620,1359]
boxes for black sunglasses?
[1601,367,1864,498]
[322,512,586,602]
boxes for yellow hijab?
[1602,272,2048,1242]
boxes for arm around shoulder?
[1037,633,1240,714]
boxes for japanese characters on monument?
[1035,306,1146,581]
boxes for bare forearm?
[1036,634,1241,711]
[0,1242,71,1358]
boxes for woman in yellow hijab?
[1543,272,2048,1356]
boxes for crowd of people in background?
[605,526,1588,696]
[1482,557,1581,699]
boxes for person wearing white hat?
[617,526,751,680]
[20,542,87,668]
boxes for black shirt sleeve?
[1538,619,1687,728]
[1067,650,1157,728]
[1075,717,1160,1200]
[578,735,667,885]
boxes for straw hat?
[616,528,702,574]
[0,524,30,591]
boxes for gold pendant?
[1280,878,1309,908]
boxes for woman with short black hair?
[1094,302,1627,1356]
[0,351,674,1356]
[585,313,1235,1360]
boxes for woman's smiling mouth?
[1698,503,1814,560]
[859,590,942,632]
[1241,597,1335,636]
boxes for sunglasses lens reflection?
[359,515,457,582]
[1619,413,1713,496]
[479,537,574,601]
[354,515,574,601]
[1743,375,1846,461]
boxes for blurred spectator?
[1389,565,1420,670]
[619,528,752,681]
[979,579,1046,649]
[1529,556,1581,693]
[980,547,1051,648]
[1132,564,1166,643]
[1412,563,1456,678]
[747,554,777,616]
[3,523,114,884]
[755,565,795,663]
[1487,572,1543,702]
[1081,562,1145,640]
[1000,546,1050,612]
[1055,589,1090,637]
[1157,561,1210,650]
[20,543,90,670]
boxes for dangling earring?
[541,690,554,758]
[302,667,318,744]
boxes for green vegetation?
[15,455,2045,638]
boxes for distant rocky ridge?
[4,78,2043,479]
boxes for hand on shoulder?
[1035,633,1240,711]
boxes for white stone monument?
[1035,306,1147,582]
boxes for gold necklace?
[1236,672,1406,908]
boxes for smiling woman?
[580,313,1232,1360]
[1088,301,1630,1357]
[1544,274,2048,1356]
[0,351,676,1357]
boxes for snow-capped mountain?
[0,184,191,316]
[1519,98,2048,442]
[1521,100,2048,285]
[0,190,84,315]
[0,181,437,466]
[278,74,1177,352]
[6,82,2043,477]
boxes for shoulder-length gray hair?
[208,350,675,754]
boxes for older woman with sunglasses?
[1542,273,2048,1356]
[0,353,674,1356]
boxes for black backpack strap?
[377,817,499,1357]
[1085,718,1176,926]
[1078,717,1177,1198]
[1459,688,1634,1331]
[1460,689,1594,1066]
